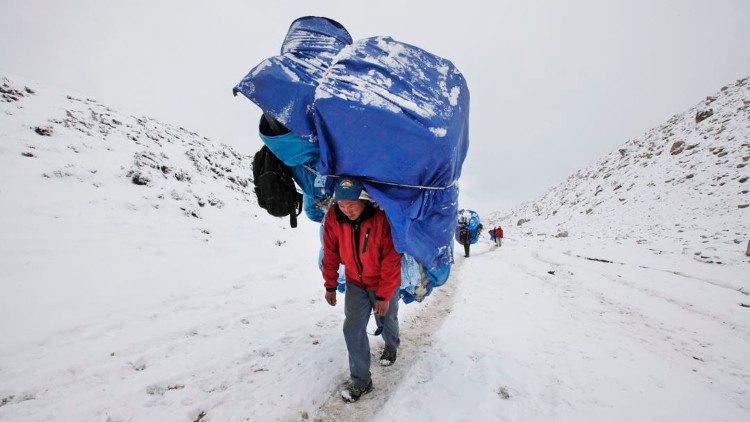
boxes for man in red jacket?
[494,226,504,247]
[322,177,402,403]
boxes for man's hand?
[374,299,390,316]
[325,290,337,306]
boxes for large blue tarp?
[234,16,470,297]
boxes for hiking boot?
[341,379,373,403]
[379,347,397,366]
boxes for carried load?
[233,16,470,303]
[455,209,482,245]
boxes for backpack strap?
[289,192,302,228]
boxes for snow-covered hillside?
[494,76,749,266]
[1,74,749,422]
[0,74,336,421]
[0,73,275,345]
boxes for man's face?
[337,199,365,221]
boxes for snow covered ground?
[380,239,749,421]
[1,74,748,421]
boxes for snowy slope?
[1,73,263,347]
[379,239,749,421]
[490,76,750,266]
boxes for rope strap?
[303,165,456,190]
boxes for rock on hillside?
[491,76,750,265]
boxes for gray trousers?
[343,282,400,388]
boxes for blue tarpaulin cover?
[234,17,470,300]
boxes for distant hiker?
[492,226,504,247]
[455,209,482,258]
[321,177,402,403]
[457,224,471,257]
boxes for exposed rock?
[0,395,15,407]
[146,384,185,396]
[670,141,685,155]
[34,126,53,136]
[174,170,191,182]
[695,109,713,123]
[1,80,34,102]
[516,218,530,226]
[130,172,150,186]
[555,230,569,238]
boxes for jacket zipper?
[362,229,371,253]
[352,222,364,284]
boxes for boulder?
[33,126,53,136]
[695,109,713,123]
[670,141,685,155]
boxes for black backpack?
[252,145,303,228]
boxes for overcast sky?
[2,0,749,215]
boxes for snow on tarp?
[313,36,470,272]
[233,17,353,141]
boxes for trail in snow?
[374,238,749,421]
[560,250,744,293]
[518,241,750,414]
[312,262,460,421]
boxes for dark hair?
[259,112,291,136]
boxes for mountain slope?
[493,76,749,266]
[1,73,276,345]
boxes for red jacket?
[495,227,504,238]
[322,202,401,300]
